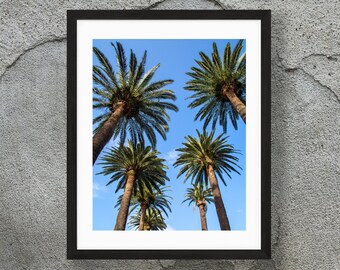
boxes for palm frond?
[185,40,246,130]
[93,42,178,148]
[115,185,172,217]
[99,140,169,193]
[128,208,167,231]
[182,183,214,211]
[174,130,241,186]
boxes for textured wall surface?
[0,1,339,269]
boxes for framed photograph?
[67,10,271,259]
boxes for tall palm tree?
[183,184,214,231]
[128,208,167,231]
[185,40,246,131]
[99,141,169,230]
[115,185,172,230]
[174,130,241,230]
[92,42,178,164]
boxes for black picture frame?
[67,10,271,260]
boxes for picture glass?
[93,39,246,232]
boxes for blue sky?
[92,39,246,231]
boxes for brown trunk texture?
[198,202,208,231]
[207,165,231,230]
[138,203,148,231]
[114,172,135,230]
[222,85,246,124]
[92,101,126,165]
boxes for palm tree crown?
[183,183,214,209]
[174,130,241,230]
[185,40,246,130]
[174,130,241,186]
[99,140,169,194]
[93,42,178,148]
[128,208,167,231]
[115,185,172,217]
[183,183,213,231]
[99,140,169,230]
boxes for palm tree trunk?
[114,170,135,230]
[222,85,246,124]
[206,164,231,230]
[198,202,208,231]
[92,101,126,165]
[138,203,148,231]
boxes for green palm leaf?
[174,130,241,185]
[185,40,246,131]
[182,183,214,210]
[99,140,169,193]
[128,208,167,231]
[115,185,172,218]
[93,42,178,162]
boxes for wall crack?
[276,52,340,103]
[210,0,233,9]
[143,0,170,9]
[0,36,66,81]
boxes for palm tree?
[174,130,241,230]
[99,141,169,230]
[92,42,178,164]
[128,208,167,231]
[115,185,172,230]
[185,40,246,131]
[183,184,214,230]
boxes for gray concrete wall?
[0,1,339,269]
